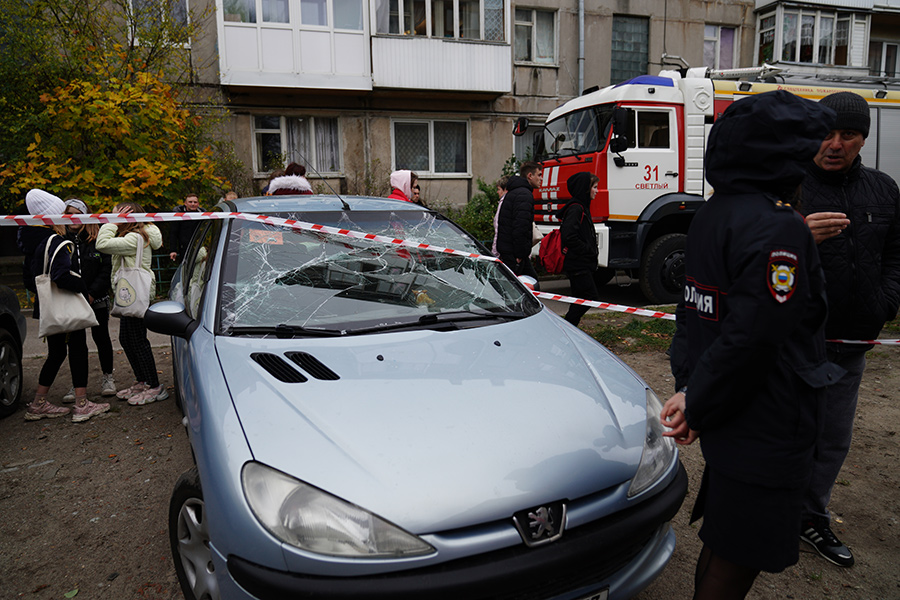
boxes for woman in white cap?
[61,197,116,401]
[16,189,110,422]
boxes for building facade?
[753,0,900,79]
[186,0,760,204]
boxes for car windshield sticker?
[248,229,284,245]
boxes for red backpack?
[539,203,582,274]
[539,228,566,274]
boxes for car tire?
[0,329,23,419]
[639,233,686,305]
[170,467,219,600]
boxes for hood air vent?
[286,352,340,381]
[251,353,308,383]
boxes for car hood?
[216,311,650,534]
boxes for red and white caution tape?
[532,290,677,320]
[2,212,499,264]
[5,212,898,345]
[826,339,900,346]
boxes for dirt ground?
[1,335,898,599]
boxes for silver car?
[146,195,687,600]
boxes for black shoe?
[801,518,854,567]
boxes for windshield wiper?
[226,324,344,338]
[343,309,527,336]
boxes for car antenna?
[290,148,351,211]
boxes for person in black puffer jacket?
[797,91,900,568]
[557,171,600,326]
[496,161,540,284]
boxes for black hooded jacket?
[496,176,535,261]
[67,228,113,305]
[669,91,843,487]
[800,157,900,341]
[557,172,598,272]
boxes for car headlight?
[627,388,676,498]
[242,462,435,558]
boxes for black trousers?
[39,329,89,388]
[119,316,159,387]
[564,268,601,326]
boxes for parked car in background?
[146,195,688,600]
[0,284,26,419]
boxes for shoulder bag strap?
[43,236,73,276]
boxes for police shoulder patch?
[768,249,798,303]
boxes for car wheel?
[639,233,686,305]
[170,468,219,600]
[0,329,23,419]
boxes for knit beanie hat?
[819,92,870,138]
[25,189,66,215]
[64,198,89,215]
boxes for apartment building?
[186,0,759,203]
[753,0,900,79]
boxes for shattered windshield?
[543,104,615,159]
[217,210,542,335]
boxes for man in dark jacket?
[169,193,203,263]
[496,162,540,284]
[661,91,842,598]
[799,92,900,567]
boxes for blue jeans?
[801,345,868,521]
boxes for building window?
[374,0,504,41]
[704,25,735,70]
[869,42,898,77]
[758,14,775,64]
[611,15,649,84]
[514,9,554,64]
[224,0,361,28]
[758,9,855,67]
[393,120,469,174]
[131,0,189,42]
[252,116,342,176]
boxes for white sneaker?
[101,373,116,397]
[62,387,76,403]
[128,385,169,406]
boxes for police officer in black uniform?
[660,91,844,599]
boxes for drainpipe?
[578,0,584,94]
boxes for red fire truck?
[515,66,900,303]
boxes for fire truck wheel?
[639,233,686,305]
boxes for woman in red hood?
[387,170,418,202]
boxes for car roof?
[218,194,428,214]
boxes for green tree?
[0,69,228,211]
[0,0,243,211]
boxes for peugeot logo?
[513,501,567,547]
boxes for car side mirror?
[610,107,633,154]
[513,117,530,137]
[145,301,198,339]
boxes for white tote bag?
[35,237,99,338]
[110,237,152,319]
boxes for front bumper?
[226,462,688,600]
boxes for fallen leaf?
[64,589,79,598]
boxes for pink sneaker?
[128,385,169,406]
[116,382,148,400]
[72,399,110,423]
[24,398,70,421]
